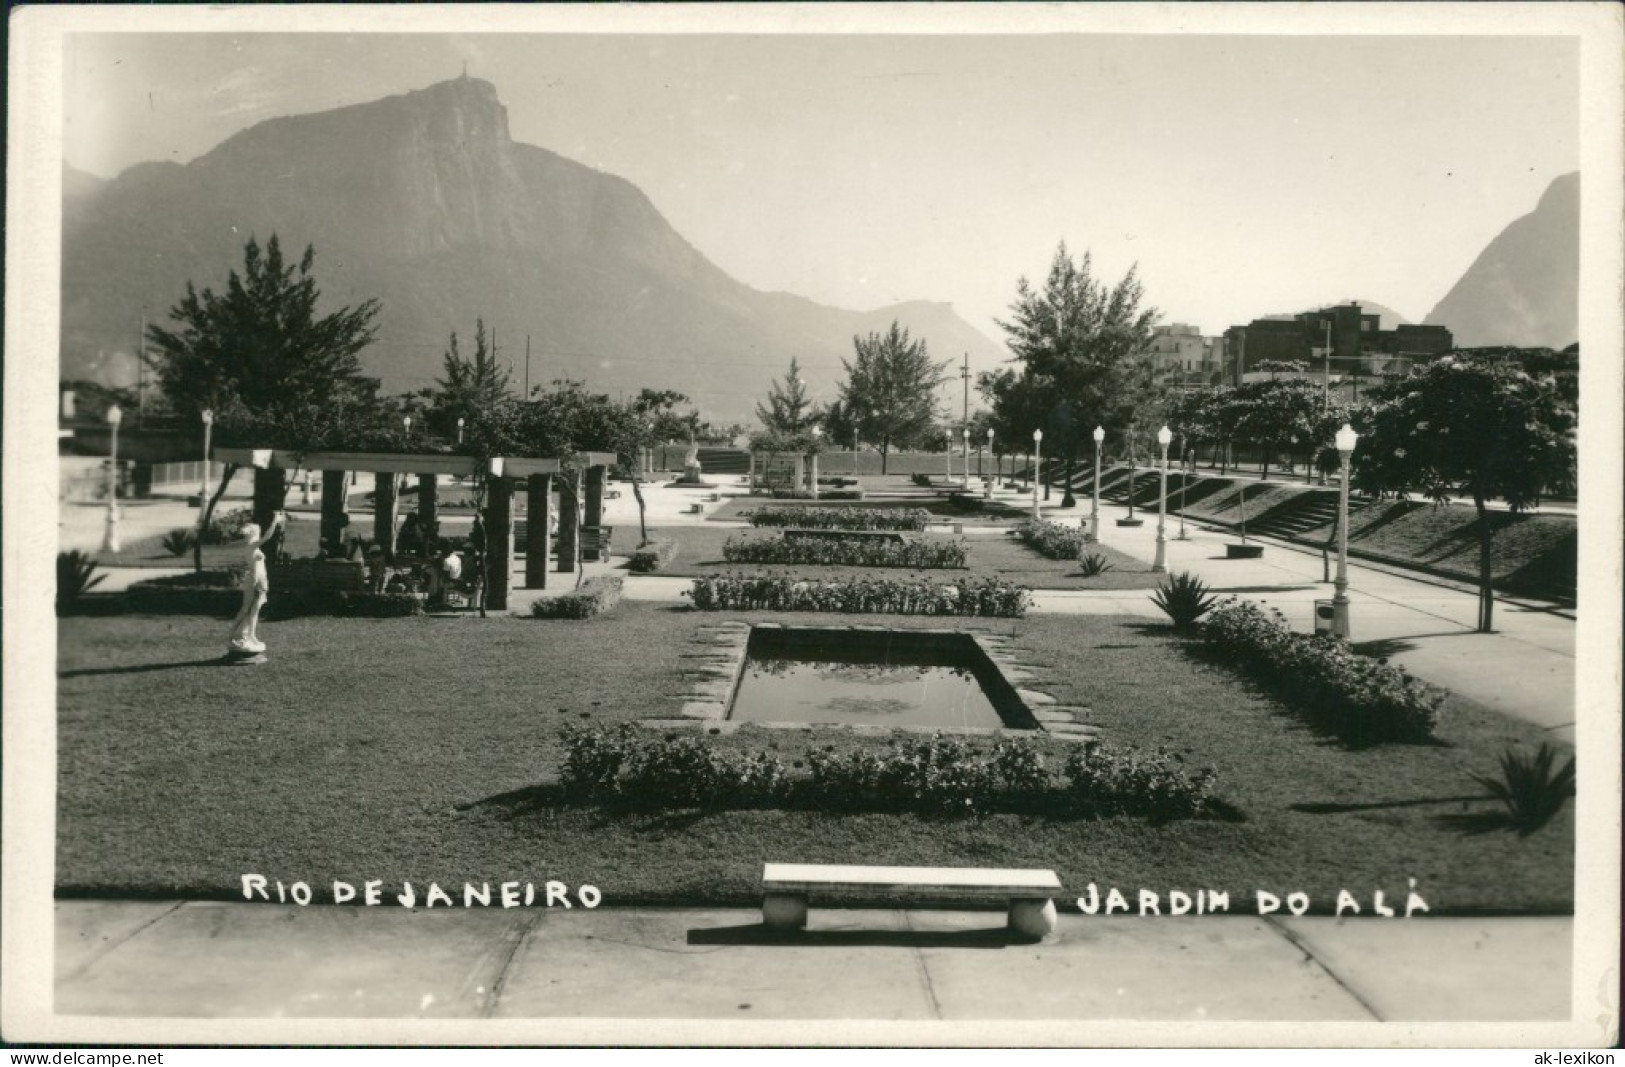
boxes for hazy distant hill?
[1424,172,1580,349]
[60,77,1005,422]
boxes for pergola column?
[320,469,349,554]
[585,465,606,527]
[417,473,438,533]
[374,472,398,559]
[486,477,513,610]
[525,473,551,589]
[558,473,579,572]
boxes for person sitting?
[428,547,464,606]
[365,546,388,594]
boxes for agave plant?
[1150,571,1218,633]
[1471,743,1576,836]
[57,550,107,614]
[1077,551,1115,578]
[161,528,198,557]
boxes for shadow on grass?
[59,657,235,678]
[1352,631,1481,660]
[1291,795,1485,815]
[687,921,1017,949]
[1207,585,1317,594]
[1433,811,1526,836]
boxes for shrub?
[1017,519,1087,560]
[124,570,242,616]
[911,473,933,488]
[56,550,107,614]
[769,487,864,500]
[1150,571,1218,633]
[1471,743,1575,835]
[557,730,1217,820]
[201,507,253,545]
[332,591,425,618]
[1077,551,1114,578]
[1199,597,1444,742]
[161,528,199,557]
[685,573,1031,617]
[1062,745,1218,820]
[946,493,984,513]
[721,535,967,569]
[745,506,931,531]
[532,576,624,619]
[558,723,640,799]
[627,539,678,573]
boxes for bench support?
[763,893,808,930]
[1007,898,1058,941]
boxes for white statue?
[226,511,286,662]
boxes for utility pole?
[136,313,146,427]
[960,352,970,432]
[1322,317,1333,412]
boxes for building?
[1222,303,1453,389]
[1148,323,1225,388]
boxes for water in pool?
[728,640,1006,729]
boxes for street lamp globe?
[1093,425,1104,445]
[1157,425,1172,448]
[1335,423,1359,453]
[106,403,123,429]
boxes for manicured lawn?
[1299,501,1576,600]
[615,524,1160,590]
[57,604,1572,911]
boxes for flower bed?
[1017,519,1088,560]
[1198,597,1444,743]
[532,576,625,620]
[627,539,678,573]
[746,506,932,531]
[558,726,1217,819]
[685,573,1030,617]
[721,534,967,569]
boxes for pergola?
[214,448,618,610]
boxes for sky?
[62,27,1579,344]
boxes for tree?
[997,243,1161,502]
[1229,376,1323,480]
[145,235,383,564]
[428,318,512,441]
[837,321,950,472]
[755,357,816,437]
[1355,354,1576,632]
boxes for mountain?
[60,77,1006,422]
[1424,172,1580,349]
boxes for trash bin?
[1313,600,1336,634]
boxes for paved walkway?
[55,901,1575,1025]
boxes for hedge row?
[1017,519,1088,560]
[767,488,864,501]
[721,535,967,569]
[685,573,1030,617]
[558,725,1218,819]
[123,571,429,619]
[532,576,624,619]
[627,539,678,573]
[1199,597,1444,743]
[746,506,932,531]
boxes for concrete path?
[55,901,1574,1024]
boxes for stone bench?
[761,863,1062,941]
[781,528,907,544]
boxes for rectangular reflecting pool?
[726,627,1036,730]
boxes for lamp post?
[1088,425,1104,542]
[1331,423,1358,639]
[103,404,123,553]
[1176,439,1190,540]
[1031,428,1043,522]
[1152,425,1172,572]
[961,428,971,489]
[984,428,994,499]
[944,432,952,483]
[403,415,412,437]
[198,407,214,505]
[457,417,465,446]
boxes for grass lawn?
[1299,501,1576,600]
[57,603,1571,912]
[613,524,1160,590]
